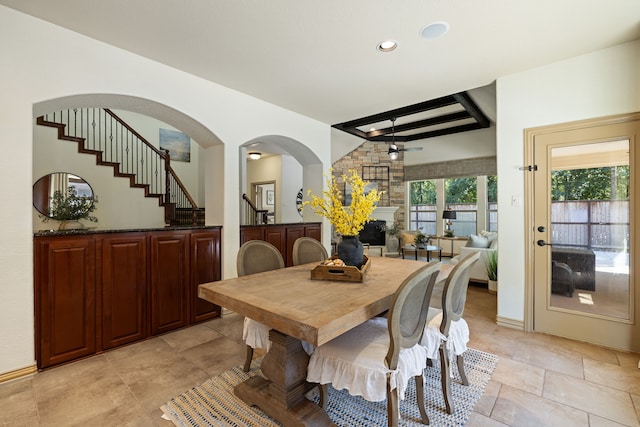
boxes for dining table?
[198,256,448,427]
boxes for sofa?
[454,232,498,283]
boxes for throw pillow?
[466,234,490,248]
[401,231,416,246]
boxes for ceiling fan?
[388,117,422,160]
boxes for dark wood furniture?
[34,227,221,369]
[551,247,596,291]
[198,256,432,427]
[240,222,321,266]
[401,244,442,261]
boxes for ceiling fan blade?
[400,147,423,152]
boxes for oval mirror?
[33,173,94,218]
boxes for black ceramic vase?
[338,235,364,268]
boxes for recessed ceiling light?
[377,40,397,52]
[420,21,449,39]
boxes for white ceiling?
[2,0,639,128]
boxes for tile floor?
[1,284,639,426]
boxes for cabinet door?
[98,234,148,349]
[304,223,322,241]
[150,232,190,335]
[190,230,222,323]
[35,237,96,369]
[285,225,305,266]
[265,226,287,262]
[240,226,264,244]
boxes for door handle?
[537,239,552,247]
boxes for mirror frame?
[33,172,95,218]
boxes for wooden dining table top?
[199,257,446,347]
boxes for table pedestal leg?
[235,330,335,427]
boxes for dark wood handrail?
[104,109,166,157]
[104,108,198,210]
[242,193,268,224]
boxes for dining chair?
[307,261,441,427]
[236,240,285,372]
[420,251,480,414]
[292,237,328,265]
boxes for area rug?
[161,348,498,427]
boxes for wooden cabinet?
[240,223,322,266]
[304,223,321,241]
[190,230,221,323]
[97,233,147,350]
[34,227,222,369]
[35,236,96,369]
[150,231,190,335]
[285,225,305,266]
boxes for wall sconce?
[248,152,262,160]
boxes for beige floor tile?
[150,408,176,426]
[473,379,500,416]
[35,366,136,426]
[584,358,640,395]
[178,334,247,377]
[512,342,584,379]
[630,394,640,423]
[547,335,620,365]
[0,417,41,427]
[159,323,223,352]
[203,312,244,343]
[543,371,639,426]
[116,356,210,412]
[103,337,176,365]
[466,411,510,427]
[490,356,546,396]
[79,402,157,427]
[616,351,640,369]
[0,378,38,425]
[492,384,588,427]
[590,414,634,427]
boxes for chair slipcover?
[307,317,428,402]
[307,261,441,427]
[421,310,469,359]
[419,251,480,414]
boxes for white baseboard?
[496,315,525,330]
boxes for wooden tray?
[310,255,370,283]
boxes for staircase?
[37,108,203,226]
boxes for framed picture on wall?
[266,190,274,206]
[159,128,191,162]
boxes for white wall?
[280,154,304,223]
[114,110,204,206]
[0,6,330,376]
[495,40,640,324]
[32,109,206,230]
[33,123,166,230]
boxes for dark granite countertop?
[34,224,222,237]
[240,222,321,227]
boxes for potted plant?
[414,230,429,247]
[42,186,98,230]
[485,250,498,294]
[385,221,401,253]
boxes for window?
[408,175,498,236]
[408,180,436,234]
[488,175,498,232]
[445,177,477,237]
